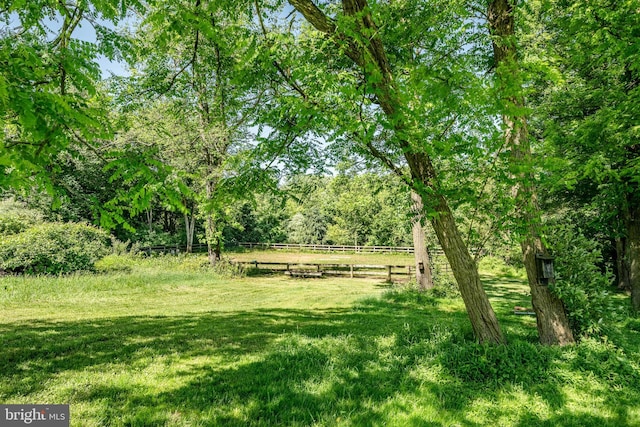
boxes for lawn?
[227,248,416,266]
[1,254,639,426]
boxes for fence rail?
[234,260,416,281]
[139,242,447,257]
[235,242,446,256]
[137,243,452,277]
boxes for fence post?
[387,265,392,281]
[350,264,354,278]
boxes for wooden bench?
[284,270,323,278]
[514,306,536,316]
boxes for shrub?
[0,199,43,236]
[94,254,136,274]
[109,237,141,256]
[547,223,620,337]
[0,223,109,274]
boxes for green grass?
[227,249,416,266]
[1,255,639,426]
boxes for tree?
[265,0,505,343]
[118,0,266,263]
[1,0,142,192]
[538,0,640,312]
[487,0,574,344]
[411,190,434,291]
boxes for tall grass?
[1,255,639,426]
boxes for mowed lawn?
[1,255,640,426]
[227,249,417,266]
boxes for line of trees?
[1,0,638,344]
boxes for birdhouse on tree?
[535,254,555,285]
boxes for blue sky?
[5,10,130,78]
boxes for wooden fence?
[138,242,453,277]
[235,242,446,256]
[233,260,417,281]
[139,242,446,256]
[140,243,208,254]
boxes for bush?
[0,199,43,236]
[0,223,110,274]
[109,237,141,256]
[94,254,136,274]
[547,224,620,337]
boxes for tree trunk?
[626,202,640,312]
[615,236,631,291]
[521,236,574,344]
[185,208,196,254]
[429,193,505,344]
[505,117,575,345]
[146,208,153,233]
[205,180,220,266]
[411,190,433,291]
[489,0,575,345]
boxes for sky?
[68,17,132,78]
[5,10,131,78]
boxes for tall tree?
[539,0,640,312]
[276,0,505,343]
[487,0,574,344]
[122,0,265,263]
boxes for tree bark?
[185,207,196,254]
[429,193,505,343]
[411,190,433,291]
[489,0,574,345]
[615,236,631,291]
[625,202,640,312]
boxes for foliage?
[0,0,143,192]
[223,196,289,245]
[547,223,621,337]
[287,209,329,245]
[0,198,43,236]
[109,237,141,256]
[534,0,640,297]
[131,228,183,248]
[440,340,553,385]
[0,222,109,274]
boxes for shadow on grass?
[1,291,639,426]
